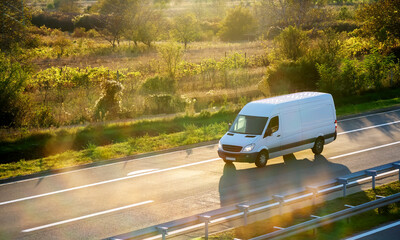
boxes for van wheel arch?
[255,150,269,168]
[312,137,324,155]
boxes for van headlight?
[243,143,255,152]
[218,141,222,150]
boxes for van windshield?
[229,115,268,135]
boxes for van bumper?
[218,150,258,163]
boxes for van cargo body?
[218,92,337,167]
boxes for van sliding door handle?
[277,135,281,137]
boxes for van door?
[260,115,281,158]
[280,109,302,156]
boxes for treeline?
[1,0,400,129]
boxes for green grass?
[206,181,400,240]
[1,88,400,179]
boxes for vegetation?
[2,90,400,179]
[1,0,400,177]
[206,181,400,240]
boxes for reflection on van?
[218,92,337,167]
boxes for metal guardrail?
[250,192,400,240]
[108,161,400,240]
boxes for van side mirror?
[228,122,232,129]
[264,128,272,138]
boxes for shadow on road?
[218,154,355,207]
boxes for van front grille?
[223,145,242,152]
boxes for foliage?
[218,6,256,42]
[94,80,124,120]
[317,52,398,96]
[356,0,400,44]
[31,12,76,32]
[72,14,103,30]
[157,41,184,78]
[140,75,176,95]
[263,59,319,94]
[0,54,31,127]
[54,0,80,13]
[125,4,165,47]
[0,0,32,51]
[171,13,200,49]
[275,26,309,61]
[94,0,139,48]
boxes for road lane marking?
[2,109,400,187]
[329,141,400,160]
[0,145,218,187]
[345,219,400,240]
[2,113,400,204]
[127,169,158,176]
[0,158,220,206]
[338,108,400,122]
[338,120,400,135]
[21,200,153,233]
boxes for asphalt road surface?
[1,108,400,239]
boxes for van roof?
[239,92,332,117]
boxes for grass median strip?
[201,181,400,240]
[1,90,400,180]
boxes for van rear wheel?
[312,137,324,155]
[255,151,268,168]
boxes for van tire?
[312,137,324,155]
[255,150,269,168]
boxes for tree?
[0,0,31,51]
[171,13,200,49]
[356,0,400,44]
[0,54,30,127]
[94,0,139,48]
[157,41,184,78]
[125,4,164,48]
[218,6,256,42]
[276,26,308,61]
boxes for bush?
[263,59,319,94]
[0,55,30,127]
[140,75,176,95]
[94,80,124,120]
[275,26,309,61]
[72,14,104,30]
[218,6,256,42]
[31,12,76,32]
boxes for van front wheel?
[312,137,324,155]
[255,151,268,168]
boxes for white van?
[218,92,337,167]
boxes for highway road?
[1,108,400,239]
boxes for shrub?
[0,55,30,127]
[275,26,309,61]
[157,41,184,78]
[31,12,76,32]
[94,80,124,120]
[140,75,176,95]
[72,14,104,30]
[218,6,256,42]
[263,59,319,95]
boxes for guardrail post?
[156,226,168,240]
[306,186,319,206]
[237,204,250,226]
[273,195,285,215]
[344,204,354,223]
[365,170,378,190]
[392,163,400,181]
[310,215,320,236]
[199,215,211,240]
[337,178,349,197]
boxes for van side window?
[268,116,279,133]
